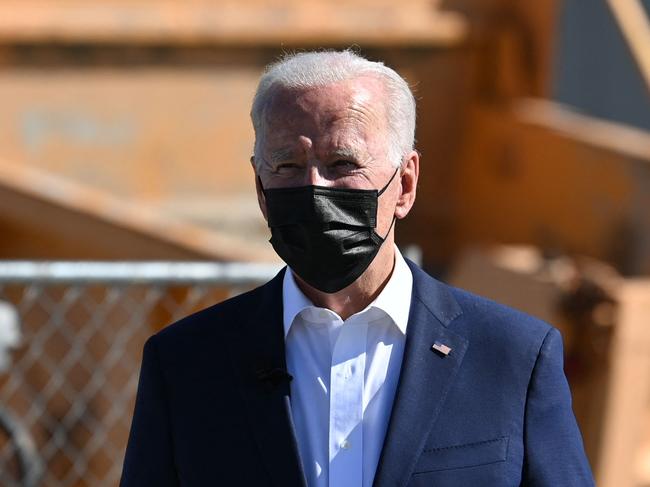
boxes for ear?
[251,156,268,222]
[395,150,419,220]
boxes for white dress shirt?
[283,247,413,487]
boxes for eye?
[274,162,300,173]
[332,159,358,170]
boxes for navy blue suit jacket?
[120,261,595,486]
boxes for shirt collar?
[282,267,314,338]
[282,245,413,338]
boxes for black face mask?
[262,168,399,294]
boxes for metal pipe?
[0,261,284,285]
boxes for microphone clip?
[255,367,293,392]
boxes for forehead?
[260,76,389,148]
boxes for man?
[120,50,595,486]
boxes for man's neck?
[293,241,396,320]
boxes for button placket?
[328,319,367,487]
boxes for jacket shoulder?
[151,269,284,351]
[444,283,558,371]
[409,261,555,363]
[409,260,553,343]
[449,284,552,335]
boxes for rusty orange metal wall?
[452,103,650,275]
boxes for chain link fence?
[0,261,281,487]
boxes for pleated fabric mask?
[263,167,399,293]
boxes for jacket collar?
[225,268,308,487]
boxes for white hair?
[251,50,416,169]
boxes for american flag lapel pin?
[432,341,452,356]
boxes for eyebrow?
[268,146,360,165]
[331,148,359,160]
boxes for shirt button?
[340,440,351,449]
[344,365,352,380]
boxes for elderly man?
[120,51,594,486]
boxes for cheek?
[377,193,398,228]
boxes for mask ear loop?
[377,166,400,240]
[377,166,400,197]
[380,215,397,241]
[377,166,400,243]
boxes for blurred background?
[0,0,648,485]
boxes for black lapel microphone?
[255,366,293,392]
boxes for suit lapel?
[225,268,307,487]
[373,262,469,487]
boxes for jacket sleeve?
[522,327,595,486]
[120,335,179,487]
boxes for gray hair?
[251,50,416,169]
